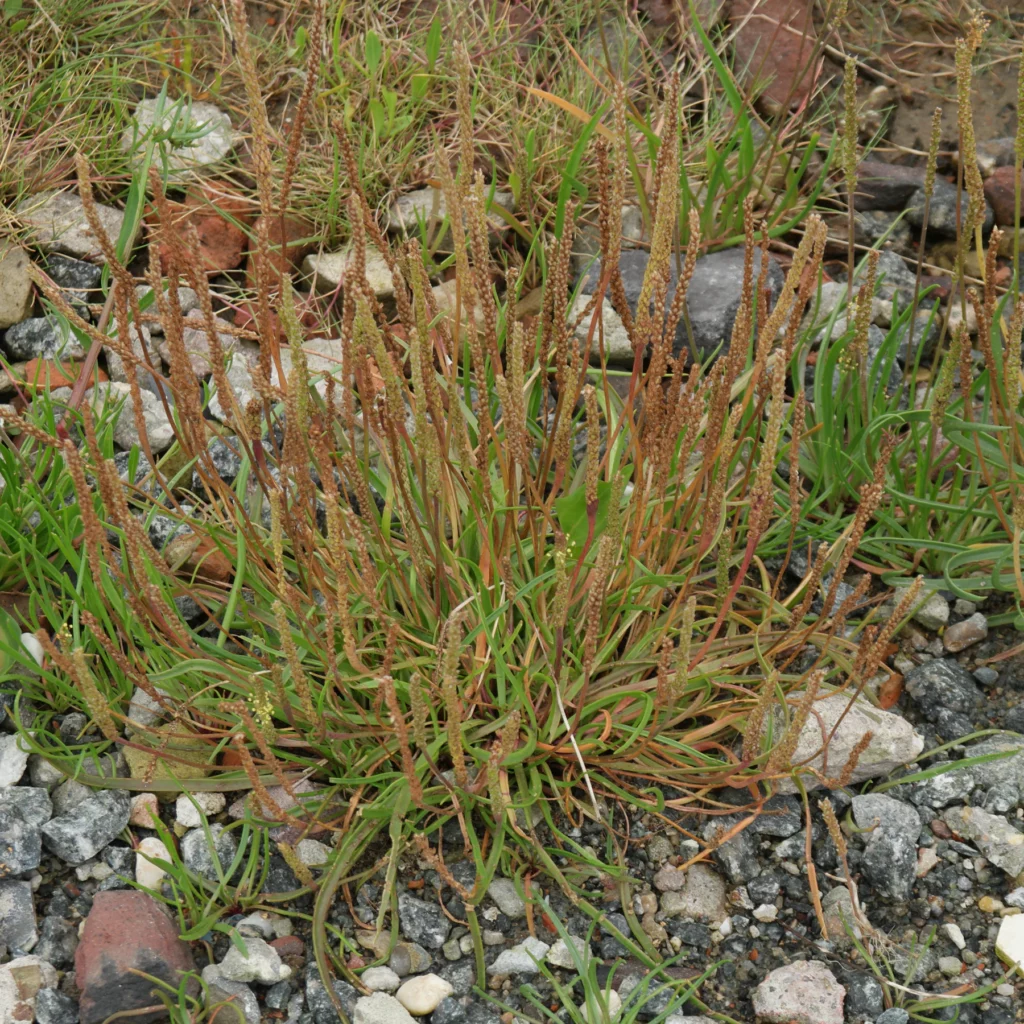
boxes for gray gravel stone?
[580,246,784,363]
[181,824,238,881]
[202,965,260,1024]
[854,161,925,211]
[33,915,78,968]
[942,805,1024,878]
[386,942,432,977]
[218,935,291,984]
[125,100,236,177]
[40,789,130,865]
[876,1010,910,1024]
[657,864,727,922]
[17,190,125,260]
[0,879,38,952]
[0,785,51,828]
[192,436,244,493]
[702,817,759,884]
[841,972,883,1022]
[906,181,993,239]
[486,877,525,918]
[851,794,921,843]
[0,803,43,876]
[3,316,85,360]
[861,830,917,900]
[486,937,549,976]
[545,935,590,969]
[397,893,450,950]
[777,692,924,792]
[912,591,949,631]
[35,987,80,1024]
[904,659,983,717]
[304,964,358,1024]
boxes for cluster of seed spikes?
[7,0,916,963]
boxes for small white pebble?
[579,990,621,1024]
[717,917,733,937]
[136,836,171,889]
[943,923,966,950]
[748,925,761,939]
[753,904,778,923]
[296,839,331,867]
[997,983,1015,996]
[395,974,454,1016]
[361,967,401,993]
[20,632,44,667]
[175,791,226,828]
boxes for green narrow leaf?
[424,14,442,69]
[365,30,382,77]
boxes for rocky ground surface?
[5,6,1024,1024]
[3,589,1024,1024]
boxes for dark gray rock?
[437,961,475,998]
[265,981,294,1011]
[983,779,1019,814]
[747,795,802,837]
[861,830,917,900]
[430,999,468,1024]
[906,181,994,240]
[894,307,941,364]
[580,246,784,363]
[192,436,244,494]
[932,706,975,741]
[746,872,782,905]
[146,506,194,550]
[851,794,921,843]
[0,803,43,875]
[58,712,89,744]
[114,451,154,488]
[853,209,912,249]
[45,254,102,317]
[40,789,131,865]
[0,783,52,826]
[34,913,78,967]
[854,250,918,307]
[665,920,710,947]
[397,892,451,949]
[1005,705,1024,733]
[263,855,305,895]
[703,818,759,884]
[0,878,38,951]
[462,1005,501,1024]
[35,987,81,1024]
[855,161,925,211]
[46,254,102,292]
[876,1010,910,1024]
[843,972,884,1022]
[905,659,983,717]
[3,316,85,360]
[180,824,238,881]
[304,963,358,1024]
